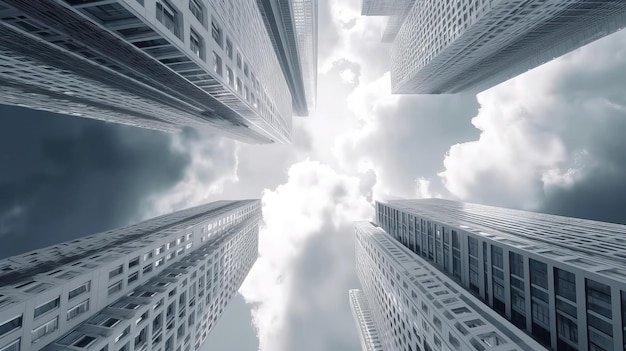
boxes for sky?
[3,0,626,350]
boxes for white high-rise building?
[376,199,626,350]
[0,0,295,144]
[256,0,318,116]
[0,199,261,351]
[352,221,548,351]
[362,0,626,94]
[349,289,383,351]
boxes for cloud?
[146,128,239,216]
[239,160,373,351]
[318,0,390,82]
[439,29,626,212]
[0,105,237,258]
[334,73,479,200]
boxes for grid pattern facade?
[390,0,626,94]
[0,200,261,351]
[361,0,414,16]
[353,221,547,351]
[376,199,626,350]
[349,289,383,351]
[256,0,317,116]
[0,0,293,144]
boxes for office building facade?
[349,289,383,351]
[0,199,261,351]
[362,0,626,94]
[352,221,548,351]
[0,0,293,143]
[376,199,626,350]
[256,0,318,116]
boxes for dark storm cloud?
[0,105,191,258]
[540,113,626,224]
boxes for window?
[143,264,153,274]
[211,19,222,47]
[0,339,20,351]
[190,29,204,59]
[509,252,524,277]
[155,258,164,267]
[493,281,505,299]
[189,0,203,23]
[557,314,578,344]
[129,257,139,268]
[156,246,164,255]
[31,317,58,343]
[586,279,612,318]
[226,39,233,59]
[135,327,147,348]
[155,0,179,37]
[452,307,470,315]
[143,251,153,261]
[530,259,548,289]
[136,311,148,325]
[532,301,549,326]
[478,332,505,347]
[67,300,89,320]
[34,297,60,318]
[128,271,139,284]
[465,319,485,328]
[555,268,576,302]
[108,280,123,296]
[236,52,242,69]
[109,265,123,279]
[244,62,249,77]
[236,78,242,94]
[69,281,90,300]
[115,326,130,343]
[95,317,121,328]
[212,51,222,76]
[73,335,96,348]
[0,315,22,337]
[491,246,503,268]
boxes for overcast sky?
[2,0,626,350]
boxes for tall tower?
[375,199,626,350]
[352,221,548,351]
[349,289,383,351]
[0,0,293,144]
[362,0,626,94]
[0,199,261,351]
[256,0,318,116]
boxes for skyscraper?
[375,199,626,350]
[349,289,383,351]
[256,0,318,116]
[362,0,626,94]
[0,0,296,144]
[352,221,548,351]
[0,199,261,351]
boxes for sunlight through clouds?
[239,160,372,351]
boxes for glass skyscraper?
[0,0,303,143]
[362,199,626,350]
[362,0,626,94]
[351,221,548,351]
[256,0,318,116]
[0,199,261,351]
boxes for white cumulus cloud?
[239,159,373,351]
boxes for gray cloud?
[0,105,200,258]
[283,220,362,351]
[338,92,479,198]
[438,29,626,212]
